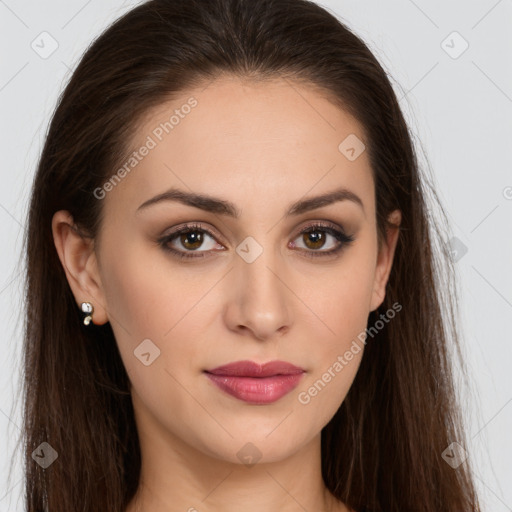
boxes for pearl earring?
[81,302,94,326]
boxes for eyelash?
[157,222,355,260]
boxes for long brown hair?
[18,0,480,510]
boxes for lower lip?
[205,373,304,404]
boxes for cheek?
[98,241,216,378]
[293,281,368,425]
[303,251,376,348]
[99,235,194,335]
[100,257,163,334]
[292,247,375,412]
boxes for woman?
[20,0,480,510]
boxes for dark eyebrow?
[136,186,365,217]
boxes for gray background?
[1,0,511,510]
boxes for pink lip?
[204,360,305,404]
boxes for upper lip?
[205,360,305,377]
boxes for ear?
[51,210,109,325]
[369,209,401,312]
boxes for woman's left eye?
[157,222,355,260]
[289,223,355,258]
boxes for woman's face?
[57,76,400,465]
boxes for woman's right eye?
[157,224,225,260]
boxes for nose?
[223,248,292,342]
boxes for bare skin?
[52,76,401,512]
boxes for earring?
[81,302,94,326]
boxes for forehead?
[137,75,365,152]
[101,76,374,220]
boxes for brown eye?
[301,230,327,250]
[291,223,355,259]
[158,223,224,260]
[179,230,204,250]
